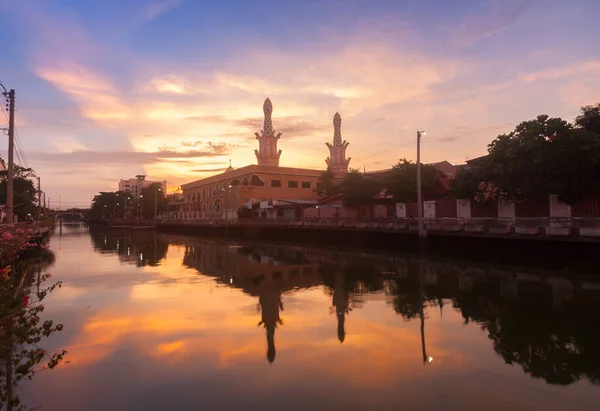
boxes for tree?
[482,110,600,204]
[338,169,382,206]
[314,168,338,199]
[90,192,125,219]
[575,103,600,134]
[384,159,438,203]
[0,164,38,221]
[140,183,167,219]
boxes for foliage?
[486,115,573,202]
[314,168,338,199]
[451,105,600,204]
[140,183,167,219]
[0,164,38,222]
[338,169,383,206]
[0,264,66,411]
[575,103,600,134]
[90,191,130,219]
[0,225,48,266]
[384,159,438,203]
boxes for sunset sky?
[1,0,599,207]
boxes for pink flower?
[23,295,29,307]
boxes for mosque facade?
[177,98,351,221]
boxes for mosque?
[177,98,351,221]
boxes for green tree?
[384,159,438,203]
[483,110,600,204]
[90,191,127,219]
[0,164,38,221]
[575,103,600,134]
[140,183,167,219]
[314,168,338,199]
[338,169,382,206]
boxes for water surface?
[21,223,600,410]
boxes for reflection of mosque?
[182,240,322,363]
[89,228,169,267]
[180,238,600,383]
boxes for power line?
[355,109,583,165]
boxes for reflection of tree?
[454,283,600,386]
[162,235,600,384]
[89,228,168,267]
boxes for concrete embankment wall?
[156,223,598,266]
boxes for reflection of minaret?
[258,287,284,363]
[325,113,351,178]
[332,272,351,343]
[254,98,282,166]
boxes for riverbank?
[154,221,599,264]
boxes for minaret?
[325,112,351,177]
[255,98,282,166]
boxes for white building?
[118,175,167,198]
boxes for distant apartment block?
[118,175,167,198]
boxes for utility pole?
[37,177,42,218]
[154,188,161,223]
[416,130,426,240]
[2,87,15,223]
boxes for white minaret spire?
[326,112,350,177]
[255,97,282,166]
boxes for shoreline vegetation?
[1,220,67,411]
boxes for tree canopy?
[384,159,438,203]
[0,163,39,221]
[314,167,338,200]
[451,104,600,204]
[338,169,382,206]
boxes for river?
[19,223,600,410]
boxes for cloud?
[452,0,537,47]
[235,117,329,138]
[145,0,182,21]
[27,144,236,167]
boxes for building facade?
[118,175,167,198]
[177,98,351,221]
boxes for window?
[288,181,298,188]
[271,180,281,187]
[302,181,311,189]
[277,209,284,217]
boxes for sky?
[1,0,600,208]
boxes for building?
[118,175,167,198]
[178,98,352,221]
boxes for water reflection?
[43,228,600,410]
[90,229,169,267]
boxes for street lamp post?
[224,184,232,238]
[138,195,143,219]
[416,130,427,240]
[154,187,162,222]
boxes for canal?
[19,223,600,410]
